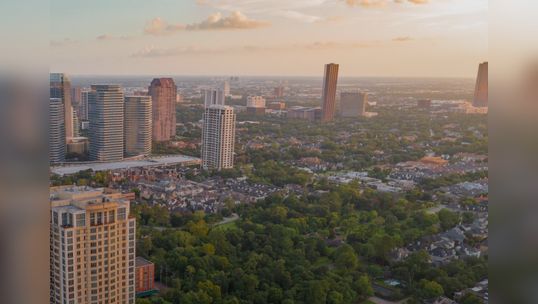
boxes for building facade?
[246,96,266,107]
[340,92,367,117]
[204,90,225,108]
[67,137,90,154]
[73,107,79,137]
[247,106,266,115]
[50,73,73,139]
[268,102,285,110]
[274,87,284,97]
[81,91,89,120]
[124,96,152,158]
[148,78,177,142]
[50,98,66,164]
[135,257,154,294]
[49,186,136,304]
[71,86,82,103]
[201,105,236,170]
[417,99,432,108]
[320,63,339,121]
[219,82,230,96]
[473,62,488,107]
[89,85,124,162]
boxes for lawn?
[217,220,238,230]
[312,256,332,268]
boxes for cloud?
[393,36,414,41]
[314,16,346,24]
[132,44,202,57]
[197,0,211,6]
[50,38,72,46]
[342,0,429,6]
[97,34,112,40]
[143,11,271,35]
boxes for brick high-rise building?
[50,98,66,164]
[49,186,136,304]
[89,85,124,162]
[50,73,73,139]
[267,102,285,110]
[340,92,367,117]
[274,87,284,97]
[201,105,236,170]
[124,96,152,158]
[320,63,339,121]
[135,257,155,294]
[71,86,83,103]
[417,99,432,108]
[149,78,177,142]
[472,62,488,107]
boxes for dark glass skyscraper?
[473,61,488,107]
[321,63,339,121]
[49,98,65,164]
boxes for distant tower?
[201,105,236,170]
[340,92,367,117]
[149,78,177,142]
[473,62,488,107]
[321,63,339,121]
[220,82,230,96]
[274,87,284,97]
[204,90,226,108]
[417,99,432,108]
[71,86,82,103]
[89,85,124,162]
[72,107,79,137]
[124,96,152,158]
[81,91,89,120]
[50,73,73,139]
[50,98,65,164]
[247,96,266,107]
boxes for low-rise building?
[135,257,155,294]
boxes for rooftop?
[136,257,154,267]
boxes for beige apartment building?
[50,186,136,304]
[201,105,236,170]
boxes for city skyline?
[50,0,487,77]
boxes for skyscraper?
[50,73,73,138]
[220,82,230,96]
[89,85,124,162]
[201,105,236,170]
[49,186,136,304]
[340,92,367,117]
[472,61,488,107]
[320,63,339,121]
[72,107,79,137]
[81,91,89,120]
[124,96,152,158]
[274,87,284,97]
[148,78,177,142]
[204,89,226,108]
[71,86,82,103]
[50,98,66,164]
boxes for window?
[117,208,126,221]
[54,212,59,224]
[76,214,85,227]
[109,210,115,222]
[90,213,95,225]
[97,212,102,224]
[62,213,68,226]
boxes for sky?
[50,0,488,77]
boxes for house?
[389,247,410,263]
[428,247,456,263]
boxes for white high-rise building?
[247,96,266,107]
[201,105,236,170]
[204,90,225,108]
[72,107,79,137]
[81,91,89,120]
[219,82,230,96]
[50,98,66,164]
[89,85,124,162]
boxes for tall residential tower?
[89,85,124,162]
[50,98,66,164]
[340,92,367,117]
[124,96,152,158]
[201,105,236,170]
[50,73,73,139]
[204,89,226,108]
[320,63,339,121]
[149,78,177,142]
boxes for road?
[367,296,407,304]
[427,204,447,214]
[217,213,239,225]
